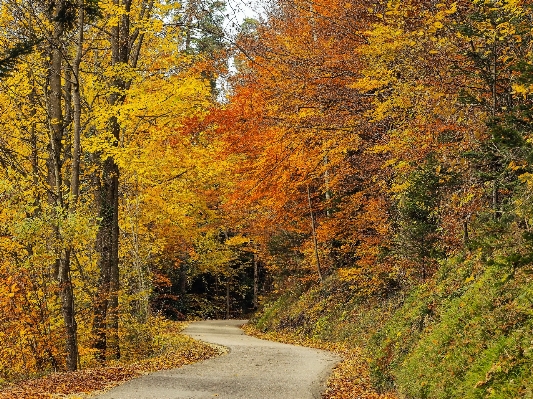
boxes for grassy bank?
[251,252,533,398]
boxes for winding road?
[93,319,340,399]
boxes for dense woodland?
[1,0,533,397]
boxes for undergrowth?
[251,251,533,398]
[0,318,222,399]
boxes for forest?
[1,0,533,397]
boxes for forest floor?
[0,322,221,399]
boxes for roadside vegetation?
[250,256,533,398]
[0,319,221,398]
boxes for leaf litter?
[0,322,223,399]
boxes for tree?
[0,0,226,378]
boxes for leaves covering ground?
[0,320,222,399]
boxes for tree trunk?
[179,259,188,314]
[324,155,331,217]
[93,156,119,361]
[107,168,120,360]
[59,250,78,371]
[226,278,231,319]
[92,0,152,360]
[92,193,110,360]
[307,184,323,282]
[92,0,135,360]
[71,0,83,207]
[47,0,78,371]
[253,252,258,309]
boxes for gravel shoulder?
[92,319,340,399]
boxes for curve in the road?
[93,319,340,399]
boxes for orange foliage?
[212,0,531,295]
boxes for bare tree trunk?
[324,155,331,217]
[92,190,111,360]
[47,0,78,371]
[179,258,188,314]
[92,0,152,360]
[48,23,64,207]
[59,250,78,370]
[307,184,323,282]
[226,278,231,319]
[93,0,137,361]
[93,156,118,361]
[253,252,258,309]
[107,170,120,360]
[71,0,83,207]
[493,180,499,220]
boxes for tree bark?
[324,155,331,217]
[71,0,84,207]
[59,250,78,370]
[46,0,78,371]
[92,0,151,360]
[307,184,323,282]
[93,156,118,361]
[253,252,258,309]
[226,277,231,319]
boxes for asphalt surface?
[93,319,340,399]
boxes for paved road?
[93,319,340,399]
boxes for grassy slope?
[251,253,533,398]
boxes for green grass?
[252,251,533,398]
